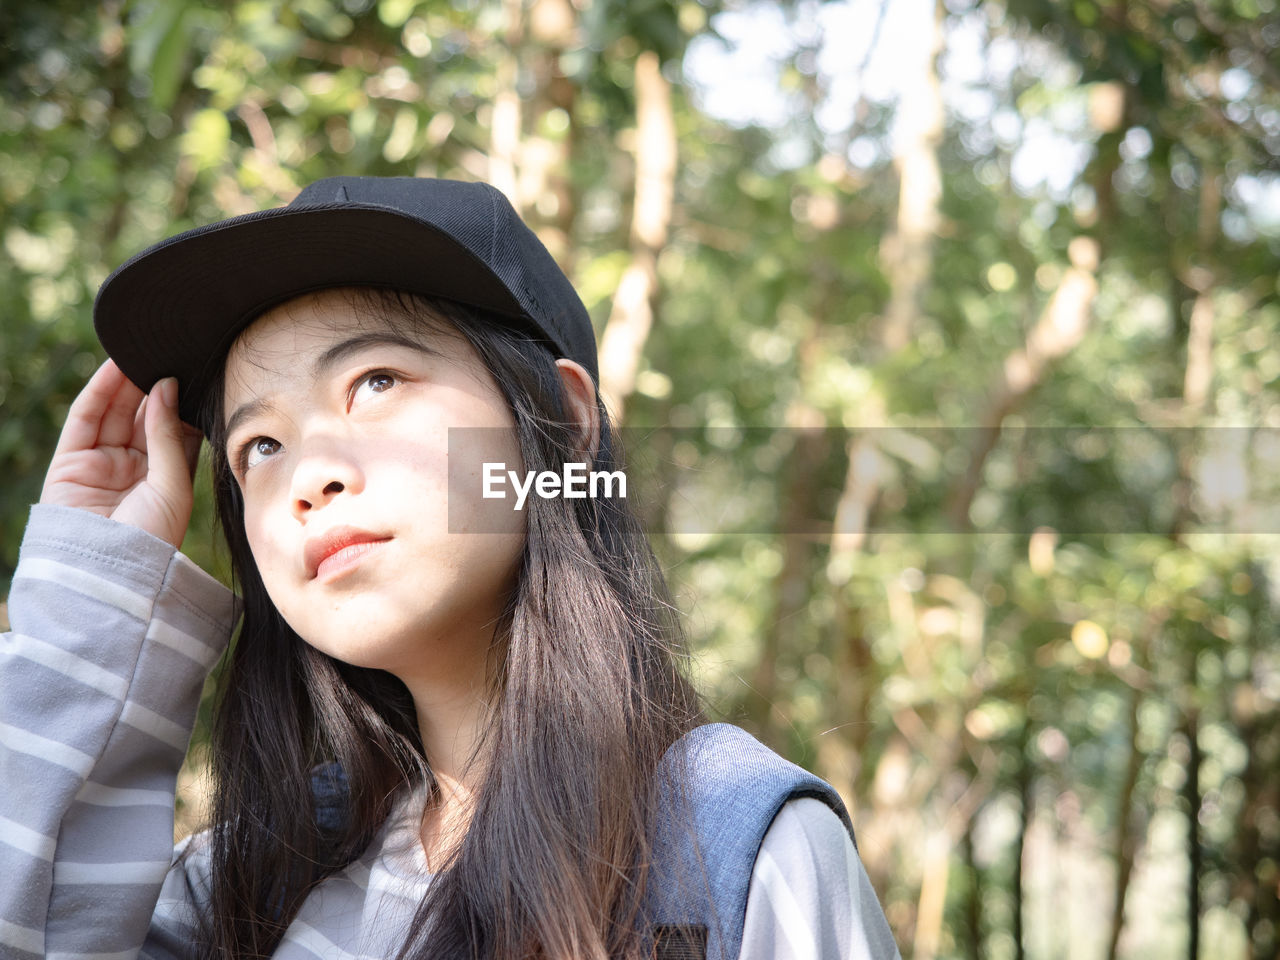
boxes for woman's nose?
[289,442,364,518]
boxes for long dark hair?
[193,287,704,958]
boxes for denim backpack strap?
[643,723,855,960]
[309,760,350,833]
[254,761,351,922]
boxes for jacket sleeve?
[0,503,238,958]
[737,797,902,960]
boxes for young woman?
[1,176,900,959]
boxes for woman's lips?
[305,527,392,581]
[316,539,391,581]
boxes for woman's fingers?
[105,378,195,549]
[50,359,133,458]
[142,379,195,507]
[44,362,199,549]
[181,422,204,478]
[130,394,149,453]
[98,370,147,449]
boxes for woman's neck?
[396,630,501,868]
[418,766,479,871]
[412,678,493,789]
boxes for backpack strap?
[310,760,349,833]
[644,723,855,960]
[306,725,855,960]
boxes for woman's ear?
[554,358,601,462]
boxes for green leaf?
[180,107,232,170]
[127,0,193,111]
[377,0,415,28]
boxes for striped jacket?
[0,504,900,959]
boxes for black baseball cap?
[93,175,599,428]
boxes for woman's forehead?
[219,287,472,412]
[233,288,392,353]
[227,289,456,367]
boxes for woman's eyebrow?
[224,334,438,439]
[313,333,439,379]
[225,396,279,444]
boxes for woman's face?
[221,288,526,681]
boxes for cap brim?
[93,202,531,427]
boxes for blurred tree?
[2,0,1278,957]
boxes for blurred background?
[1,0,1278,956]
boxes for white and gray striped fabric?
[1,504,900,959]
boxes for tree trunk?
[488,0,524,209]
[1181,709,1201,960]
[1234,564,1279,960]
[962,805,982,960]
[747,372,827,740]
[597,51,676,420]
[821,404,886,798]
[913,758,995,960]
[521,0,579,271]
[1105,689,1144,960]
[945,236,1100,528]
[1236,705,1279,960]
[875,0,945,354]
[1167,173,1216,956]
[821,0,946,812]
[915,828,953,960]
[944,80,1116,525]
[1014,726,1030,960]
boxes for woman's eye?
[243,437,281,471]
[351,371,398,406]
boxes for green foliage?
[1,0,1278,956]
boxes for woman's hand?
[40,359,203,550]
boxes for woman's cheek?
[243,505,285,582]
